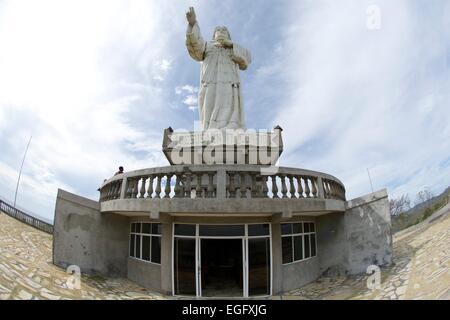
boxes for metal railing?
[0,199,53,234]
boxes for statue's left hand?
[219,38,233,48]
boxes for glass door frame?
[172,223,272,298]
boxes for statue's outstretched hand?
[186,7,197,26]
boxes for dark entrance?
[200,239,243,297]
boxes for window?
[130,222,161,264]
[281,222,317,264]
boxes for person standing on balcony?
[114,166,124,176]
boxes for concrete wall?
[53,189,129,276]
[271,217,320,294]
[127,258,161,292]
[316,212,347,275]
[344,189,393,274]
[281,257,320,292]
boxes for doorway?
[200,239,243,297]
[172,223,272,297]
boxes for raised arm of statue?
[185,7,205,61]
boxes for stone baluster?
[327,181,333,198]
[131,178,139,198]
[280,175,288,198]
[251,173,258,198]
[240,173,247,198]
[109,183,115,200]
[304,176,311,198]
[111,182,117,200]
[196,173,202,198]
[323,180,329,198]
[147,175,154,199]
[126,178,133,198]
[155,175,162,198]
[289,175,296,198]
[103,184,109,201]
[104,184,111,201]
[110,183,115,200]
[228,172,236,198]
[174,174,181,198]
[139,177,146,198]
[262,175,269,198]
[207,172,214,198]
[331,182,337,198]
[297,176,304,198]
[271,175,279,198]
[164,174,171,198]
[340,185,345,200]
[115,181,120,199]
[311,177,318,198]
[184,173,192,198]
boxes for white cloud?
[273,0,450,200]
[0,0,189,220]
[183,95,198,106]
[175,85,199,95]
[1,0,449,221]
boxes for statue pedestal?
[162,127,283,165]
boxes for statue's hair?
[213,26,231,40]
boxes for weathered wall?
[281,257,320,292]
[53,189,129,276]
[272,217,320,294]
[316,212,347,275]
[344,189,393,274]
[127,258,161,292]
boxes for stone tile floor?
[0,205,449,300]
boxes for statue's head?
[213,26,231,41]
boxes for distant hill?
[392,186,450,233]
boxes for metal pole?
[14,136,32,208]
[367,167,374,193]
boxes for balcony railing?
[99,165,345,203]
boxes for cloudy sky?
[0,0,449,222]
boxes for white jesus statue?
[185,7,251,130]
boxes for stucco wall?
[272,218,321,294]
[281,257,320,292]
[316,212,347,275]
[53,189,129,276]
[127,258,161,292]
[344,189,393,274]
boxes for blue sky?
[0,0,449,222]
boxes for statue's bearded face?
[213,26,231,41]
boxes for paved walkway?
[0,205,449,300]
[281,203,450,300]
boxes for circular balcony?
[99,165,346,217]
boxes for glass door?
[248,237,271,296]
[173,223,271,297]
[173,237,196,295]
[200,238,243,297]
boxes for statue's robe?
[186,23,251,130]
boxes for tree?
[415,189,433,207]
[389,194,411,216]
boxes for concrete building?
[52,128,392,298]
